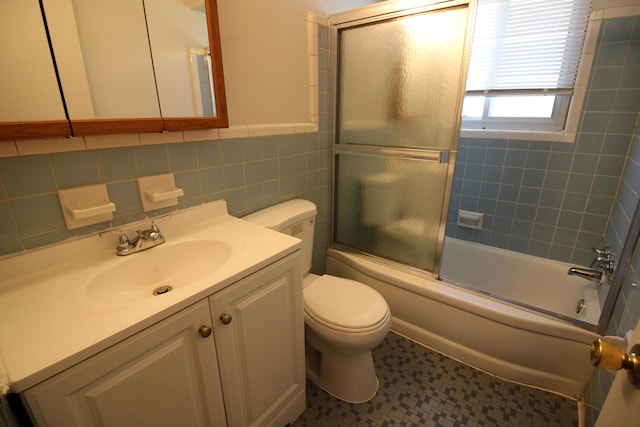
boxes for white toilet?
[244,199,392,404]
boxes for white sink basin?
[85,240,232,304]
[0,200,304,393]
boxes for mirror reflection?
[0,2,67,122]
[45,0,216,119]
[46,0,160,119]
[0,0,225,139]
[145,0,216,118]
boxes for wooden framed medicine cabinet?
[0,0,227,139]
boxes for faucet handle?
[592,246,611,256]
[590,251,616,275]
[141,214,170,244]
[99,229,134,252]
[590,256,604,268]
[150,214,171,232]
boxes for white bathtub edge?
[326,248,599,399]
[328,248,598,344]
[391,318,583,401]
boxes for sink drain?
[153,285,173,296]
[576,298,585,314]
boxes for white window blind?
[466,0,592,93]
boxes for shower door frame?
[328,0,476,278]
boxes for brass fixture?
[220,313,233,325]
[590,338,640,388]
[199,325,212,338]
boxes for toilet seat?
[304,275,390,333]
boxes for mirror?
[145,0,219,118]
[48,0,162,120]
[0,2,73,137]
[0,0,227,139]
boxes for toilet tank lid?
[243,199,317,231]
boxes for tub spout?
[567,267,603,283]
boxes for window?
[461,0,592,132]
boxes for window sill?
[459,128,576,143]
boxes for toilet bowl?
[243,200,392,403]
[303,273,391,403]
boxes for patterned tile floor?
[293,332,578,426]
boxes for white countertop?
[0,200,300,392]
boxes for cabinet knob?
[198,325,212,338]
[220,313,232,325]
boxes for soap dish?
[138,174,184,212]
[58,184,116,230]
[145,186,184,203]
[68,200,116,220]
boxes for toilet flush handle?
[220,313,232,325]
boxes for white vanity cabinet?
[22,299,226,426]
[210,253,305,427]
[21,253,305,427]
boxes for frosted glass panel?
[334,154,447,271]
[338,6,468,150]
[333,1,470,273]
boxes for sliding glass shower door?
[332,0,473,273]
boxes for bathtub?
[325,241,601,399]
[440,237,601,326]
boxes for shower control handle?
[220,313,232,325]
[592,246,611,256]
[591,338,640,388]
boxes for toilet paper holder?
[591,338,640,388]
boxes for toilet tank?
[243,199,317,274]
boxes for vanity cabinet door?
[209,253,306,427]
[22,300,226,427]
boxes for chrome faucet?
[567,267,604,283]
[567,246,615,284]
[100,216,168,256]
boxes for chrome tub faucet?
[568,246,615,284]
[567,267,604,283]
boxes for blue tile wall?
[576,15,640,427]
[0,132,331,265]
[0,23,333,274]
[585,113,640,427]
[447,14,640,269]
